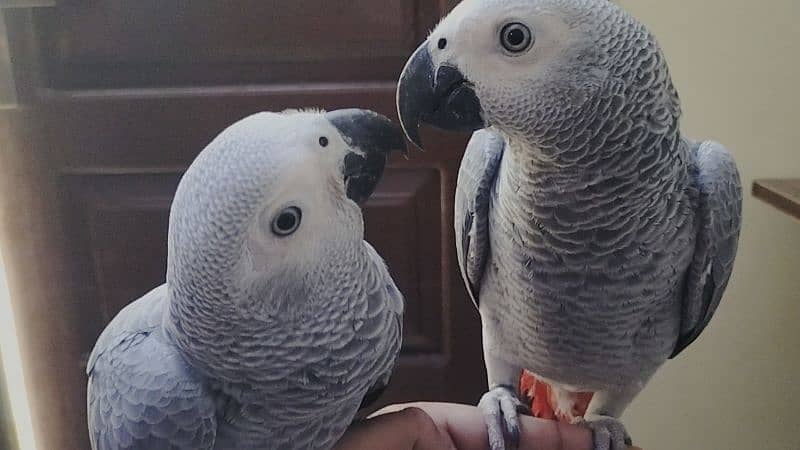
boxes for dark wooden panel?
[36,86,469,172]
[47,1,415,60]
[365,168,444,353]
[34,0,442,88]
[64,174,178,325]
[40,84,404,171]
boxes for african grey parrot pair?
[88,0,743,449]
[86,109,407,449]
[396,0,742,450]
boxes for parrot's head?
[167,109,405,318]
[397,0,680,156]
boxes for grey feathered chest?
[480,135,699,390]
[211,297,401,450]
[167,244,404,450]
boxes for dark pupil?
[277,212,297,231]
[507,28,525,47]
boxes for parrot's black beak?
[327,109,407,204]
[396,41,485,149]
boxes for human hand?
[335,402,642,450]
[334,405,456,450]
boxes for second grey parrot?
[396,1,743,449]
[86,109,406,449]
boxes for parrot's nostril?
[438,38,448,50]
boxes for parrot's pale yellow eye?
[500,22,534,54]
[271,206,302,236]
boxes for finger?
[373,403,643,450]
[527,419,642,450]
[337,407,455,450]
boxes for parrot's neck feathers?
[163,242,376,390]
[496,129,690,240]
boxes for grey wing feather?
[358,243,404,411]
[671,140,742,358]
[454,129,505,308]
[87,285,217,449]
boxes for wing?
[454,129,505,308]
[671,140,742,358]
[358,384,390,411]
[87,286,217,450]
[357,243,404,411]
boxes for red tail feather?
[519,370,593,422]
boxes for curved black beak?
[396,41,485,149]
[326,109,406,204]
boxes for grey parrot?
[86,109,406,450]
[396,1,743,449]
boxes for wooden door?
[0,1,485,449]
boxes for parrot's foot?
[573,415,632,450]
[478,385,529,450]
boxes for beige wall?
[616,1,800,449]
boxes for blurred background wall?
[617,1,800,449]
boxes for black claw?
[505,425,520,450]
